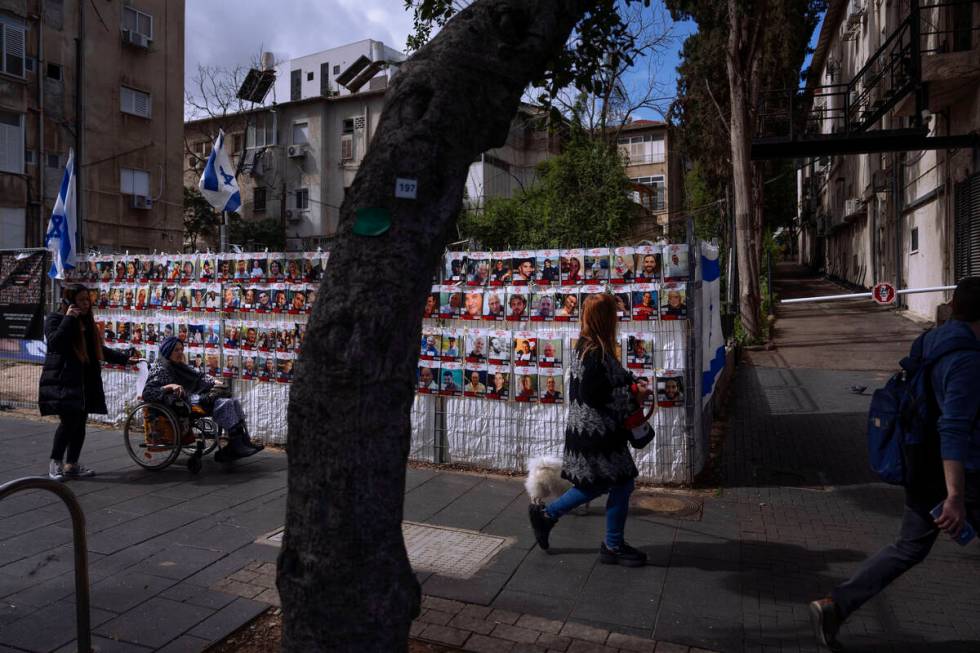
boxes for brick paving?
[1,265,977,652]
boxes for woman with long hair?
[39,285,135,480]
[528,293,655,566]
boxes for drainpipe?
[37,0,44,246]
[75,0,84,251]
[893,152,904,308]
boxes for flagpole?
[220,211,228,253]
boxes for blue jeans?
[545,479,635,548]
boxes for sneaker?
[809,598,843,651]
[48,460,64,482]
[63,465,96,479]
[528,503,557,551]
[599,542,647,567]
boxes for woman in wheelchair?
[143,336,263,461]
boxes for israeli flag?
[198,129,241,213]
[700,242,726,404]
[44,148,77,280]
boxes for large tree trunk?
[727,0,762,341]
[277,2,586,650]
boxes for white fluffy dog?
[525,455,591,515]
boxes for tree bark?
[726,0,762,340]
[277,2,587,651]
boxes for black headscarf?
[157,336,210,394]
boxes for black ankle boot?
[241,426,264,452]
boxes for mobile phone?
[930,502,977,546]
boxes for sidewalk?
[2,265,978,652]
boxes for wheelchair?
[122,362,223,474]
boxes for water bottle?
[930,502,977,546]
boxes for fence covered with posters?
[0,240,718,484]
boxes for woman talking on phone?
[39,285,137,480]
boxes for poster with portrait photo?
[256,325,275,352]
[487,331,511,365]
[144,343,159,366]
[122,258,139,282]
[584,247,610,283]
[221,285,241,312]
[176,320,190,344]
[482,290,505,321]
[513,332,537,367]
[465,252,490,287]
[277,352,295,383]
[295,323,306,353]
[205,284,221,311]
[267,257,286,283]
[656,371,685,408]
[440,329,463,362]
[241,352,258,380]
[239,287,257,312]
[176,287,193,312]
[439,362,464,397]
[223,350,240,378]
[277,324,298,353]
[257,354,276,382]
[288,287,308,314]
[146,284,163,309]
[255,287,275,314]
[230,256,249,280]
[510,250,536,286]
[463,366,488,398]
[614,292,631,322]
[417,363,440,394]
[188,286,206,312]
[248,254,268,282]
[561,249,585,285]
[81,257,99,283]
[186,346,206,374]
[530,289,556,322]
[159,286,176,310]
[134,285,150,311]
[271,285,289,313]
[97,259,114,283]
[505,289,529,322]
[216,256,233,282]
[537,334,563,368]
[101,320,118,343]
[443,251,466,285]
[438,287,463,319]
[204,350,221,377]
[625,333,654,369]
[106,286,121,310]
[112,258,127,282]
[631,284,659,321]
[634,245,662,282]
[130,320,146,345]
[489,252,513,286]
[611,247,635,284]
[94,286,108,310]
[535,249,561,285]
[663,244,690,281]
[660,282,687,320]
[144,319,160,345]
[223,322,241,350]
[422,288,440,320]
[241,321,259,351]
[159,319,176,341]
[180,258,197,282]
[514,371,538,403]
[303,252,324,282]
[487,364,511,401]
[539,367,564,404]
[120,285,137,311]
[285,256,305,283]
[187,322,206,347]
[464,329,488,363]
[461,290,484,321]
[420,328,442,362]
[554,291,579,322]
[198,256,216,283]
[205,321,221,348]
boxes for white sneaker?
[48,460,65,482]
[63,465,96,478]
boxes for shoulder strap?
[922,340,980,369]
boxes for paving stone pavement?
[1,267,977,653]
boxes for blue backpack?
[868,332,980,485]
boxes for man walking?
[811,278,980,650]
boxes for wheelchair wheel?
[183,417,221,457]
[123,402,183,470]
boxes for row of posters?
[99,318,306,354]
[417,362,684,407]
[65,252,329,285]
[91,284,316,314]
[440,244,690,286]
[105,343,297,383]
[423,283,687,322]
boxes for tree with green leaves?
[183,186,220,252]
[460,127,642,249]
[275,1,661,650]
[667,0,823,339]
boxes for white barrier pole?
[780,285,956,305]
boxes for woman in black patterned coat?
[528,293,655,566]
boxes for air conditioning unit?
[845,198,863,216]
[340,134,353,161]
[131,195,152,210]
[846,0,865,27]
[122,30,150,49]
[826,58,841,78]
[285,209,305,224]
[287,145,306,159]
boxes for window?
[630,175,666,212]
[231,133,243,153]
[46,153,60,168]
[307,71,314,81]
[342,117,355,134]
[46,62,61,80]
[120,86,151,118]
[24,149,34,165]
[291,121,309,145]
[122,6,153,40]
[246,113,277,148]
[253,187,267,212]
[910,226,919,254]
[617,133,665,165]
[24,56,34,73]
[295,188,309,210]
[120,167,150,197]
[290,69,302,102]
[333,64,340,75]
[0,110,24,173]
[320,62,330,95]
[1,15,26,78]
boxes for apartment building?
[274,39,404,103]
[796,0,979,320]
[0,0,185,252]
[617,120,680,237]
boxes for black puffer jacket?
[38,312,130,416]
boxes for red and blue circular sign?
[873,282,896,305]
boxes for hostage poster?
[0,252,48,340]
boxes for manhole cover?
[257,522,509,580]
[631,493,702,520]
